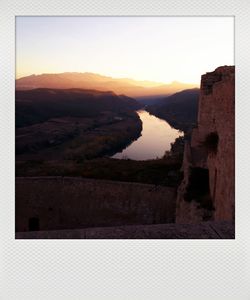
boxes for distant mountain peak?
[16,72,198,98]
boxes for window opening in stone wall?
[184,167,214,210]
[28,217,40,231]
[202,132,219,154]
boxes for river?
[112,110,184,160]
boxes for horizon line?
[15,71,200,86]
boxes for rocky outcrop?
[176,66,235,223]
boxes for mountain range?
[16,72,198,98]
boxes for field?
[16,110,142,159]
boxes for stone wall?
[16,177,176,232]
[176,66,235,223]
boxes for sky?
[16,16,234,84]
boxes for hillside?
[16,72,198,98]
[16,88,143,160]
[146,88,200,132]
[16,88,141,128]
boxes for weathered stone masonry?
[176,66,235,223]
[16,177,176,232]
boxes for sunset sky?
[16,16,234,84]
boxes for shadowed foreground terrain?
[16,221,234,239]
[16,177,234,239]
[16,156,182,187]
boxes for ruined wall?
[176,66,235,223]
[16,177,176,232]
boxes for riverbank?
[16,111,142,161]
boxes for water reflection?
[112,110,183,160]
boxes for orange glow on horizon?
[16,17,234,85]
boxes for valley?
[15,86,186,187]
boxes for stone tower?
[176,66,235,223]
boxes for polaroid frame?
[1,0,249,299]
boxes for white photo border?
[1,0,250,299]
